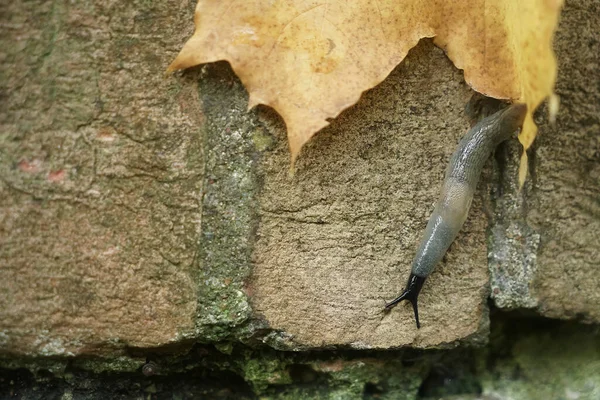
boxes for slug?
[385,103,527,328]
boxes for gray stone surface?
[480,323,600,400]
[0,1,202,355]
[526,1,600,323]
[248,0,600,347]
[1,0,598,359]
[249,41,491,349]
[488,0,600,322]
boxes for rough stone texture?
[248,0,600,347]
[3,317,598,399]
[487,137,542,310]
[526,0,600,323]
[250,41,491,349]
[487,0,600,322]
[193,64,267,342]
[1,0,599,359]
[0,346,426,399]
[0,1,202,355]
[480,322,600,400]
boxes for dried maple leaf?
[168,0,562,182]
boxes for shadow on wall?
[1,309,599,400]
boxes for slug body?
[386,104,527,328]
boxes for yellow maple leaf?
[168,0,562,183]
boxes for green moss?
[214,342,234,355]
[0,358,68,377]
[320,359,421,400]
[0,355,144,377]
[4,318,599,399]
[70,356,145,375]
[240,358,292,393]
[252,356,422,400]
[480,326,600,399]
[193,63,266,343]
[252,128,275,152]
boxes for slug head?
[498,103,528,133]
[385,273,426,329]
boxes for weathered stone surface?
[0,1,202,355]
[247,0,600,347]
[526,0,600,323]
[1,0,598,359]
[488,0,600,322]
[193,64,266,342]
[249,41,491,349]
[480,322,600,400]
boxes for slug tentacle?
[386,103,527,328]
[385,273,426,328]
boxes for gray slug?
[385,103,527,328]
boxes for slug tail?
[385,273,426,329]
